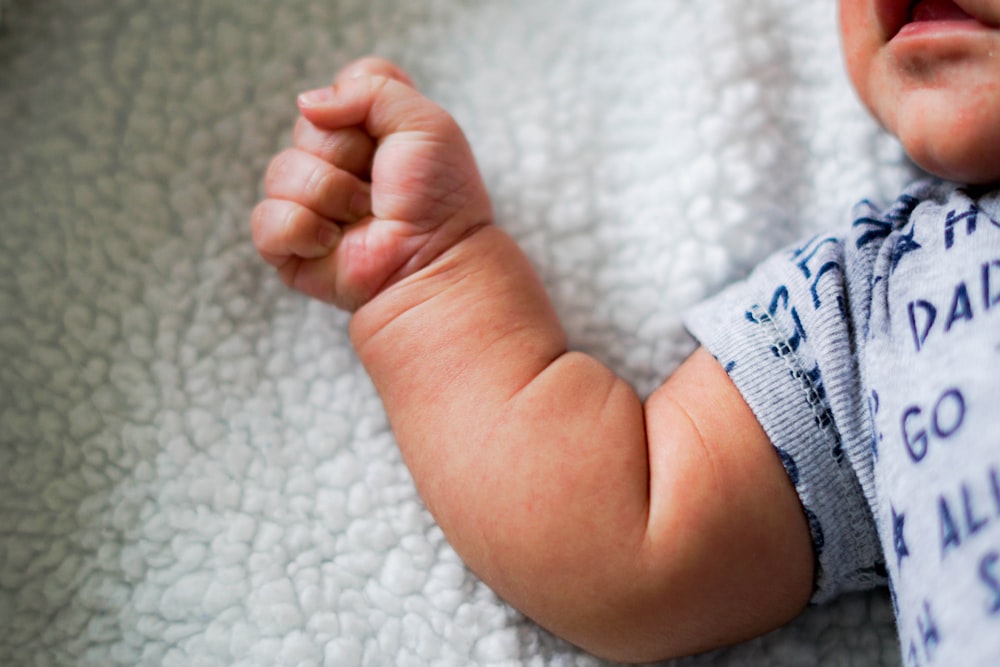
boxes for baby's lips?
[911,0,973,23]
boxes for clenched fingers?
[265,147,371,223]
[293,118,375,178]
[251,198,341,266]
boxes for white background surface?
[0,1,911,664]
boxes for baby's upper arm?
[629,346,815,658]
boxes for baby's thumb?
[334,57,416,88]
[297,73,433,141]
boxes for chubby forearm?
[350,225,657,641]
[350,225,650,532]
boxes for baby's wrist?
[347,214,493,310]
[349,223,518,348]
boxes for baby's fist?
[251,58,493,311]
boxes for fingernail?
[350,188,371,219]
[317,222,339,249]
[297,87,335,107]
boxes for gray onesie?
[685,179,1000,666]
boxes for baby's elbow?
[517,572,721,664]
[522,561,804,664]
[477,539,722,663]
[484,512,811,664]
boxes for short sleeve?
[684,234,886,602]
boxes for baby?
[251,0,1000,663]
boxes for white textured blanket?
[1,1,911,665]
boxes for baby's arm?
[252,58,814,663]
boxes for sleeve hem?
[684,275,884,602]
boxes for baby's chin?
[906,138,1000,185]
[894,98,1000,185]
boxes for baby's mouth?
[907,0,974,23]
[887,0,996,39]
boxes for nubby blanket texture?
[1,1,910,665]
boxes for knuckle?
[264,149,296,192]
[304,161,334,200]
[428,107,461,137]
[313,131,347,164]
[296,119,339,160]
[319,129,374,176]
[277,201,299,240]
[249,201,273,246]
[250,200,296,254]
